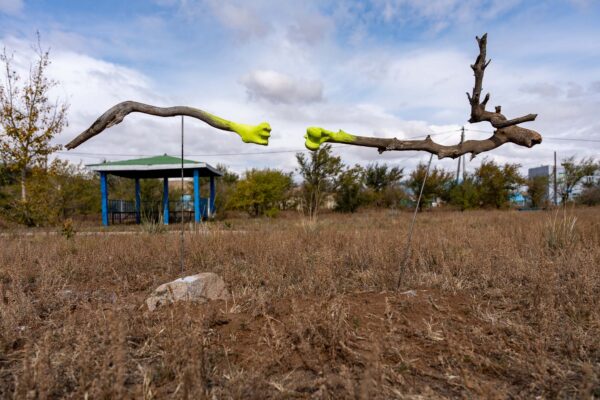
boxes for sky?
[0,0,599,177]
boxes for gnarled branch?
[65,101,271,149]
[304,34,542,159]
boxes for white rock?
[146,272,230,311]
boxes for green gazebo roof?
[87,154,222,179]
[88,154,201,167]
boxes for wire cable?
[464,128,600,143]
[397,152,433,290]
[180,116,185,274]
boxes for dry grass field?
[1,208,599,399]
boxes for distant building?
[527,163,599,204]
[528,165,550,203]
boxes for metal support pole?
[209,175,216,217]
[100,172,109,227]
[193,169,201,223]
[553,151,558,206]
[163,177,169,225]
[135,178,141,224]
[180,116,185,273]
[456,126,465,183]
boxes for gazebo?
[88,155,222,226]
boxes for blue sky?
[1,0,599,175]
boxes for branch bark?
[65,101,271,149]
[304,33,542,159]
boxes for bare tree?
[296,144,343,219]
[303,34,542,157]
[0,36,68,201]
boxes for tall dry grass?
[0,208,599,398]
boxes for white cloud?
[0,0,23,15]
[286,12,331,45]
[520,82,563,98]
[333,0,523,35]
[209,1,271,39]
[240,69,323,105]
[2,1,599,177]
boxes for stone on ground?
[146,272,230,311]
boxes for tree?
[0,36,68,201]
[213,163,239,214]
[229,169,292,217]
[335,165,364,213]
[296,144,343,218]
[558,157,598,204]
[527,175,549,208]
[362,162,405,208]
[2,159,99,226]
[473,159,523,208]
[406,163,453,210]
[448,176,480,210]
[0,160,16,206]
[364,162,403,192]
[576,184,600,206]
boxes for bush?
[576,186,600,206]
[229,169,292,217]
[335,166,364,213]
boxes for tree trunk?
[20,168,27,201]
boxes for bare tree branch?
[304,33,542,159]
[65,101,271,149]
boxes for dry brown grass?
[1,208,599,399]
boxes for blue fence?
[108,198,209,224]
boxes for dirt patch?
[129,288,585,398]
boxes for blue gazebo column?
[135,178,141,224]
[193,169,201,223]
[162,177,169,225]
[100,172,109,227]
[209,175,216,217]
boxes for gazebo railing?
[108,199,210,224]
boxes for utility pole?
[462,127,466,181]
[553,151,558,206]
[456,126,465,183]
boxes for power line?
[544,137,600,143]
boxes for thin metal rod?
[180,116,185,273]
[396,153,434,290]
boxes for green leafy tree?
[364,162,403,192]
[0,36,68,202]
[473,159,523,208]
[296,144,343,218]
[406,163,453,210]
[558,156,598,203]
[4,159,99,226]
[335,165,364,213]
[363,162,404,208]
[448,176,480,210]
[229,168,292,217]
[527,175,549,208]
[0,160,16,205]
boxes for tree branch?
[304,33,542,159]
[65,100,271,149]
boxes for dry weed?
[0,208,599,398]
